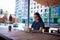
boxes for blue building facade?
[15,0,28,23]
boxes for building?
[15,0,49,23]
[30,0,49,26]
[15,0,28,23]
[15,0,60,27]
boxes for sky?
[0,0,15,14]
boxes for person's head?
[34,12,43,22]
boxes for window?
[25,0,28,2]
[31,11,33,13]
[34,3,36,5]
[37,6,39,8]
[49,18,52,23]
[54,18,58,23]
[45,9,47,12]
[16,0,19,2]
[44,18,47,22]
[44,13,46,16]
[34,7,36,9]
[41,10,42,12]
[31,7,33,9]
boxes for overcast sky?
[0,0,15,14]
